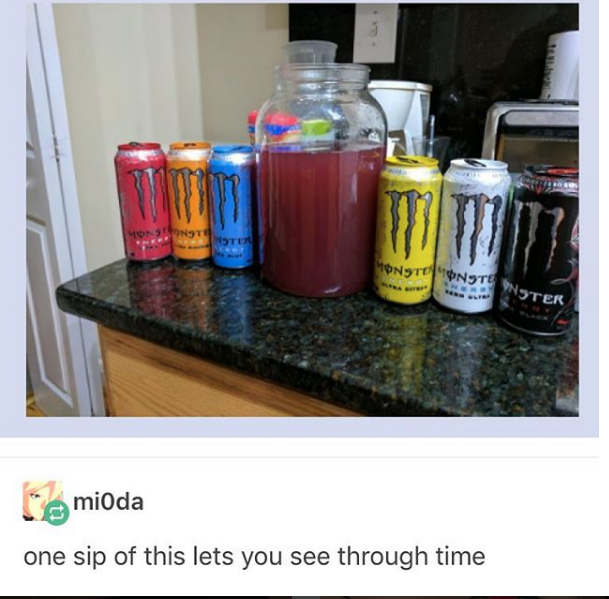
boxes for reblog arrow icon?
[44,500,70,526]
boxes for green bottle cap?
[301,119,332,136]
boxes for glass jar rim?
[280,63,370,85]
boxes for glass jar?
[257,63,387,297]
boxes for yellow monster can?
[166,142,212,260]
[373,155,443,305]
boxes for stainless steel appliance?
[481,100,578,176]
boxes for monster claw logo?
[506,199,569,279]
[130,167,167,222]
[210,172,240,230]
[169,169,181,219]
[452,193,503,265]
[419,191,433,250]
[179,168,192,222]
[385,190,403,253]
[404,190,418,260]
[229,175,240,224]
[549,219,579,325]
[385,189,434,259]
[195,169,206,216]
[169,167,206,224]
[522,205,565,276]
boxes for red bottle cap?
[248,110,259,125]
[266,112,299,126]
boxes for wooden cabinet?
[99,326,361,417]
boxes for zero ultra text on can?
[208,145,256,269]
[114,142,172,261]
[167,142,212,261]
[373,156,443,305]
[433,158,511,313]
[497,166,579,336]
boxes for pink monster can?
[114,142,172,261]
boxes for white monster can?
[433,158,511,313]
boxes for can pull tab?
[396,157,421,164]
[465,159,487,168]
[128,141,143,147]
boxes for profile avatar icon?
[23,481,63,521]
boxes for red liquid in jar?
[261,142,385,297]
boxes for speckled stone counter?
[56,258,578,416]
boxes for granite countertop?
[56,258,578,417]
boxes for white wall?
[54,3,288,272]
[196,4,288,144]
[54,4,205,271]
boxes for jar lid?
[283,40,337,64]
[386,155,439,168]
[169,141,210,150]
[281,63,370,85]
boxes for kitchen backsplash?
[289,3,578,157]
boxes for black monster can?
[497,166,579,336]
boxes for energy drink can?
[433,158,511,313]
[373,155,443,305]
[208,145,256,269]
[166,142,212,261]
[497,165,579,336]
[114,142,172,261]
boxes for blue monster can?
[208,145,256,269]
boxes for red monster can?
[114,142,172,261]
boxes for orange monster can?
[166,142,212,260]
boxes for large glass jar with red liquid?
[257,63,387,298]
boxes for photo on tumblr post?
[26,3,580,420]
